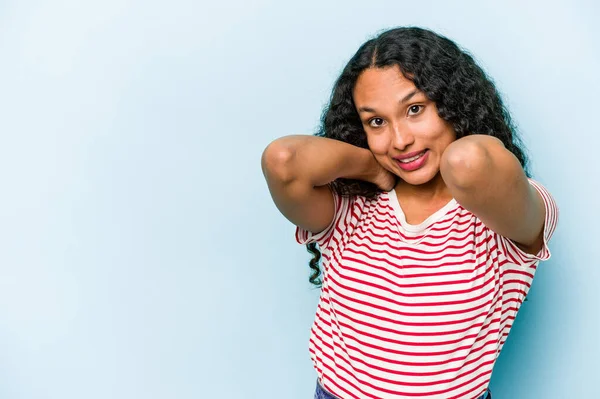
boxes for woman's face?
[353,65,456,186]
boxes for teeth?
[399,152,425,163]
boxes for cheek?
[418,109,453,137]
[419,120,444,138]
[367,134,390,155]
[422,121,456,146]
[440,125,457,145]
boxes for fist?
[371,162,397,192]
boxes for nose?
[391,122,414,150]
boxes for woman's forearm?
[264,135,378,187]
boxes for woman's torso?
[299,188,538,399]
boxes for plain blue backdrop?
[0,0,598,398]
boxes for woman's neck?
[394,172,452,203]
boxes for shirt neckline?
[386,189,458,233]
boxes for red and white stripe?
[295,178,558,399]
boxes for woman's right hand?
[367,154,397,192]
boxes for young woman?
[261,26,558,399]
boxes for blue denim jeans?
[314,379,492,399]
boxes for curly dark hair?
[305,26,531,288]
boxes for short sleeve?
[498,178,559,266]
[294,184,353,252]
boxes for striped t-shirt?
[295,178,558,399]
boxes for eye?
[368,117,385,128]
[408,105,424,116]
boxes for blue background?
[0,0,598,398]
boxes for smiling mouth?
[396,150,427,163]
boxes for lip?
[393,150,428,161]
[394,150,429,172]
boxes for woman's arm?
[261,135,384,234]
[440,134,546,255]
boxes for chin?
[397,168,439,186]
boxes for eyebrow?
[357,89,420,114]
